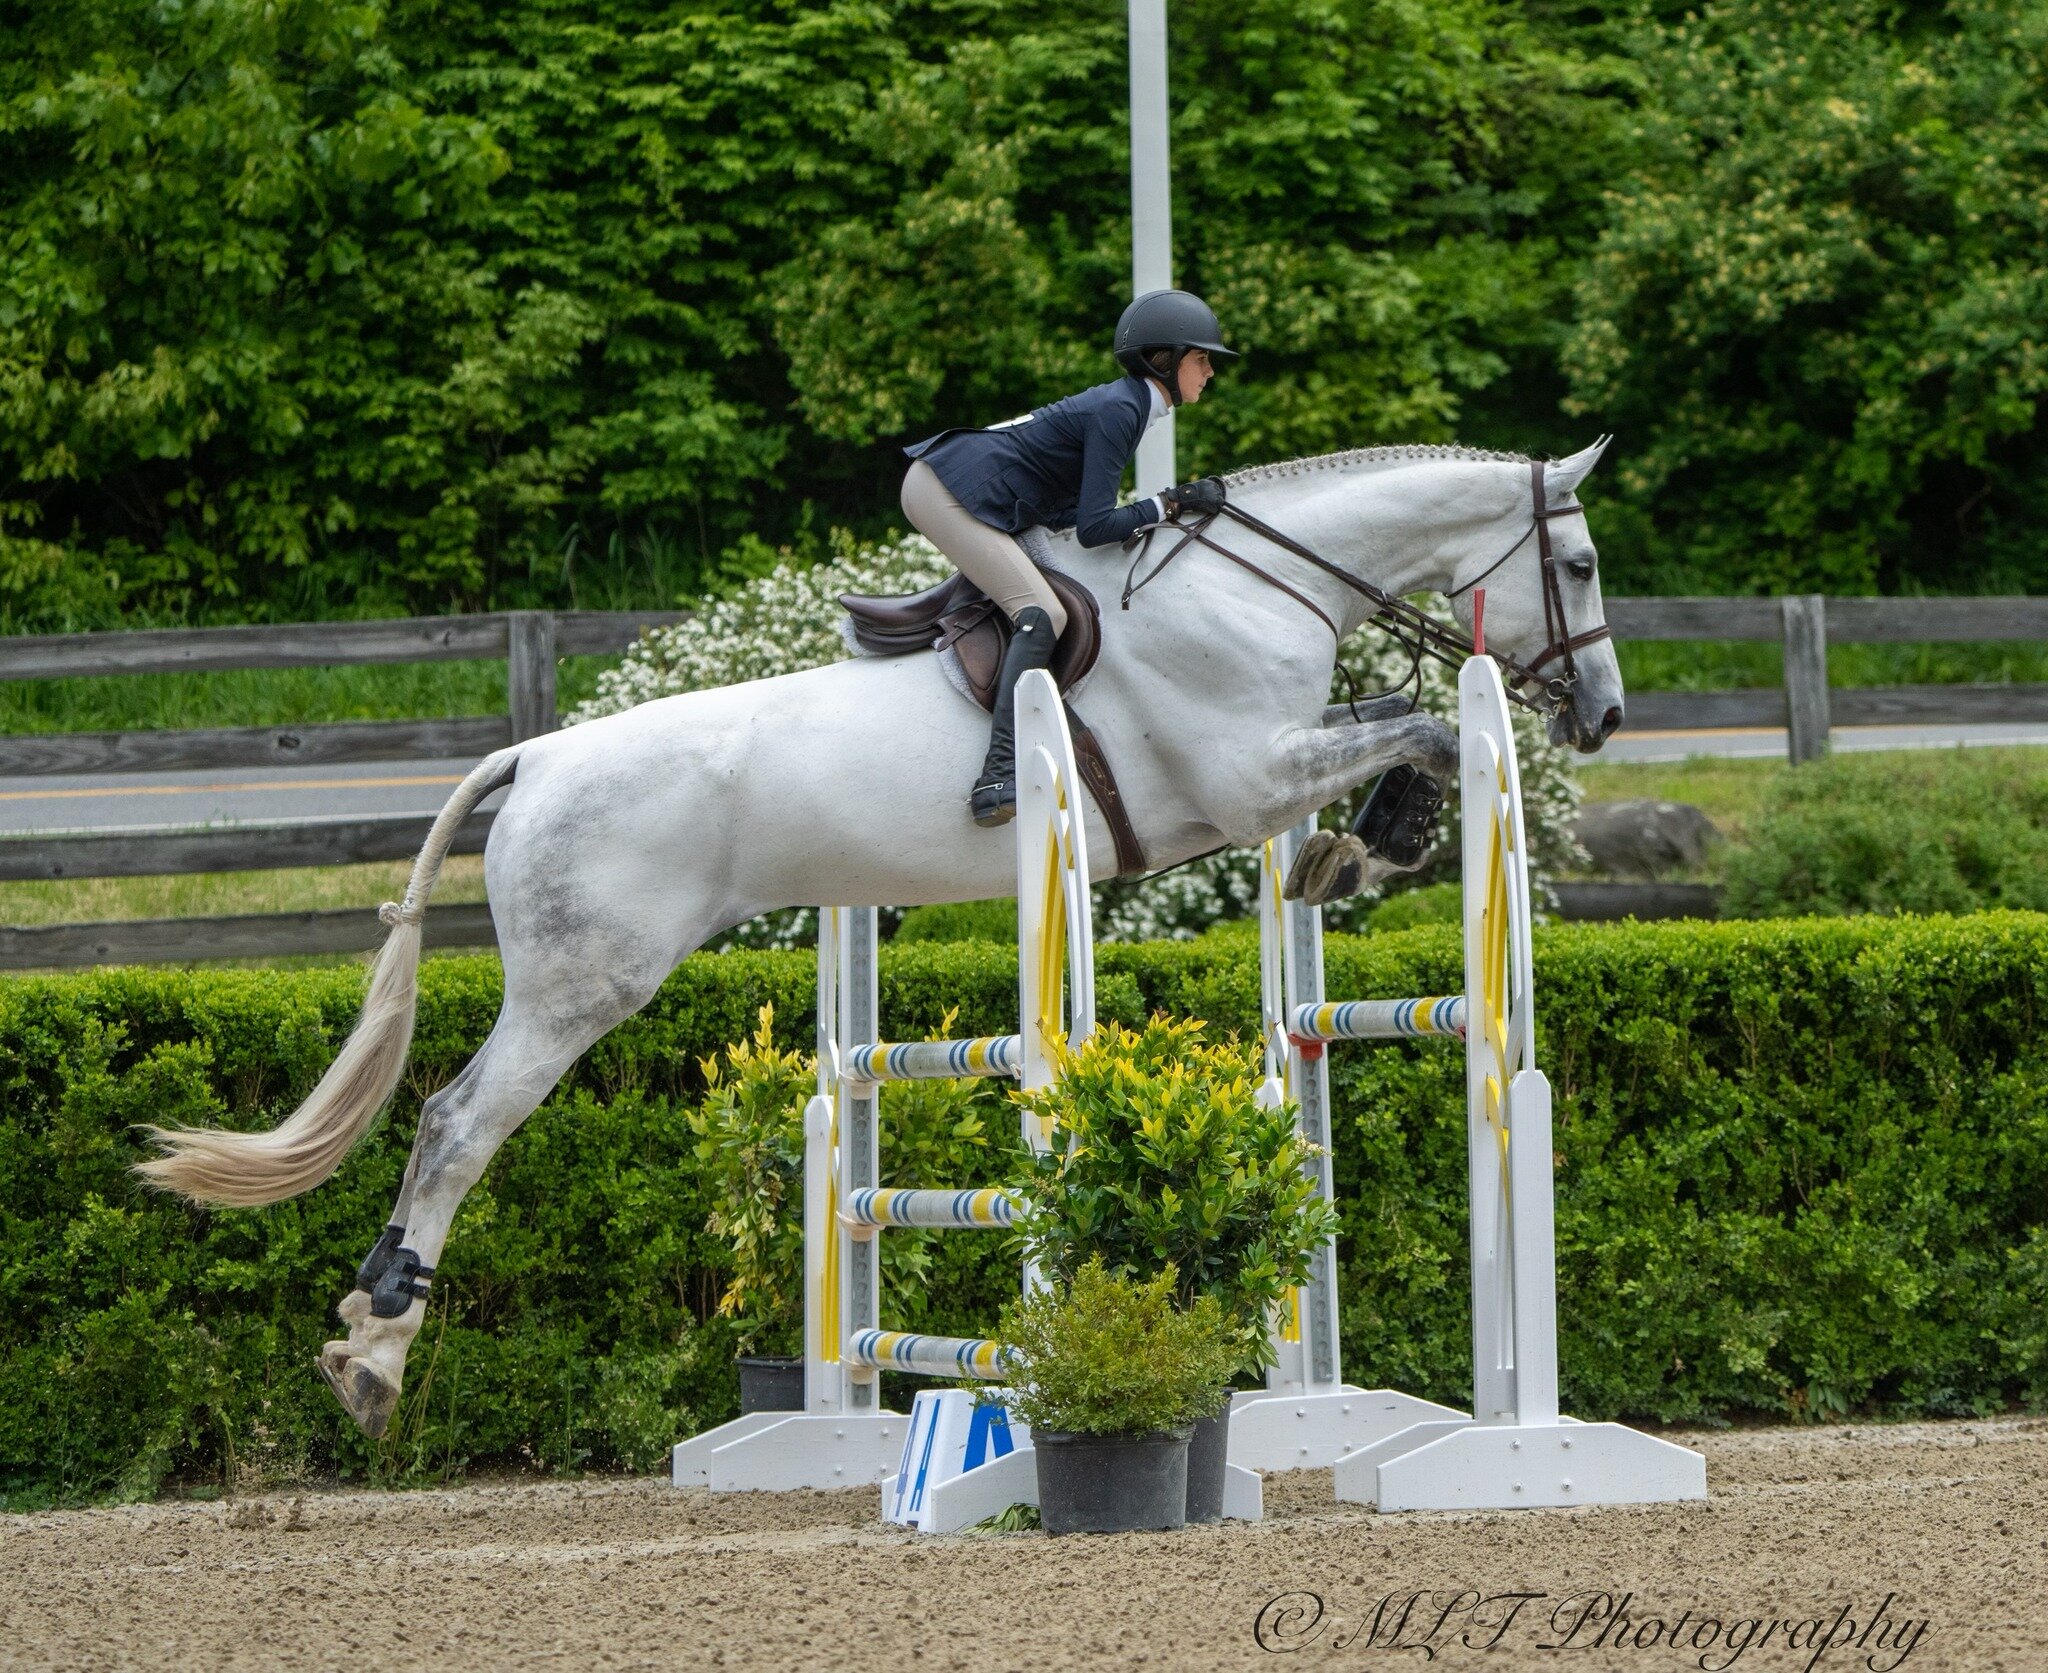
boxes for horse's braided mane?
[1222,443,1532,488]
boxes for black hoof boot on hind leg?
[352,1221,434,1319]
[354,1223,405,1293]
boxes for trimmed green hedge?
[5,916,2047,1505]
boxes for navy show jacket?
[904,375,1160,550]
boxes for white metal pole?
[1128,0,1175,496]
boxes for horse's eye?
[1567,560,1594,583]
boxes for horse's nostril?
[1600,705,1624,740]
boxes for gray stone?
[1573,799,1721,880]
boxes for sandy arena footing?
[5,1416,2043,1671]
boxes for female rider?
[900,288,1237,826]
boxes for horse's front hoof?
[1284,830,1375,905]
[318,1342,401,1438]
[1285,831,1374,905]
[1282,830,1335,901]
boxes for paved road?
[1601,720,2048,764]
[0,759,493,837]
[3,722,2046,836]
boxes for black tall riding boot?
[970,605,1059,828]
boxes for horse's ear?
[1546,435,1611,498]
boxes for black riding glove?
[1161,476,1227,518]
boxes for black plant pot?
[1034,1426,1192,1534]
[1184,1400,1233,1523]
[737,1355,805,1414]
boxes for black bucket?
[737,1355,805,1414]
[1184,1400,1233,1523]
[1033,1426,1192,1534]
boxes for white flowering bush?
[1093,636,1585,941]
[570,532,1583,944]
[570,533,950,722]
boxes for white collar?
[1145,378,1169,426]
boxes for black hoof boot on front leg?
[1351,765,1446,868]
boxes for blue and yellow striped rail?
[846,1330,1018,1380]
[1288,996,1467,1043]
[843,1188,1019,1230]
[843,1035,1023,1083]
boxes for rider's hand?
[1162,476,1227,518]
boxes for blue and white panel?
[883,1388,1032,1533]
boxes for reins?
[1121,458,1613,716]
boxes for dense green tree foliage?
[1566,0,2048,594]
[1,0,2042,624]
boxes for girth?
[838,569,1147,876]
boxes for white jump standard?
[1237,655,1705,1510]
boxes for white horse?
[139,439,1625,1436]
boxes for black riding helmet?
[1113,289,1238,407]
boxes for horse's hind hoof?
[318,1343,400,1438]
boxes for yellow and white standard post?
[1327,655,1708,1510]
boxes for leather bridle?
[1122,458,1613,716]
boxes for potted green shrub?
[1008,1016,1340,1521]
[690,1006,814,1412]
[996,1257,1239,1534]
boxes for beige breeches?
[900,460,1068,638]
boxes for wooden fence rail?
[0,596,2037,784]
[1607,593,2048,764]
[0,813,494,883]
[0,608,687,776]
[0,884,1721,971]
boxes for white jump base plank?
[695,1412,910,1494]
[1338,1417,1707,1511]
[1228,1387,1467,1473]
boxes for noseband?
[1122,458,1613,715]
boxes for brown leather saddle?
[839,569,1145,874]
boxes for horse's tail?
[136,748,523,1207]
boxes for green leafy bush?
[2,0,1616,622]
[1723,752,2048,918]
[894,900,1018,945]
[1565,0,2048,595]
[1367,882,1463,935]
[1010,1017,1338,1370]
[3,918,2046,1505]
[687,1007,813,1357]
[995,1259,1238,1437]
[7,0,2041,616]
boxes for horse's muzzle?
[1551,698,1624,754]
